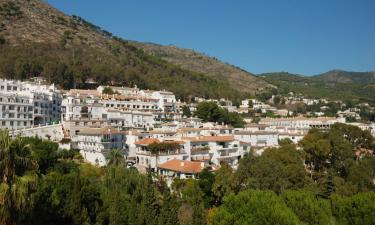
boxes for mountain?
[314,70,375,84]
[261,71,375,104]
[0,0,269,101]
[132,42,271,92]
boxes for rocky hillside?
[133,42,271,92]
[0,0,269,100]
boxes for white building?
[158,159,204,180]
[259,116,345,129]
[182,135,246,168]
[234,131,279,148]
[74,127,127,166]
[0,79,62,130]
[135,138,189,172]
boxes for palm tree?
[0,130,38,225]
[106,149,124,166]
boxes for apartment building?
[74,127,127,166]
[0,79,62,130]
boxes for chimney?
[180,161,185,167]
[201,162,205,168]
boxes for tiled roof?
[135,138,160,145]
[158,159,203,174]
[182,135,234,142]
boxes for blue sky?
[46,0,375,75]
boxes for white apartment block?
[135,135,248,171]
[135,138,189,172]
[234,131,279,148]
[259,116,345,129]
[74,127,127,166]
[0,79,62,130]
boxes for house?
[234,131,279,148]
[74,127,127,166]
[158,159,204,179]
[182,135,246,168]
[135,138,189,172]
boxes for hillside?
[261,71,375,104]
[0,0,266,100]
[315,69,375,84]
[132,42,271,92]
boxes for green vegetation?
[182,105,191,118]
[0,0,249,102]
[262,72,375,104]
[102,87,115,95]
[195,102,245,128]
[0,41,243,101]
[0,123,375,224]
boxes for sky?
[46,0,375,75]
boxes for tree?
[102,87,115,95]
[23,137,59,174]
[0,130,38,225]
[182,105,191,118]
[212,162,235,204]
[212,190,301,225]
[179,179,206,225]
[106,149,124,166]
[331,192,375,225]
[195,102,244,128]
[235,145,306,193]
[281,190,333,225]
[198,168,215,208]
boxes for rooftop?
[158,159,203,174]
[182,135,234,142]
[78,127,125,135]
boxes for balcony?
[137,149,187,156]
[191,146,210,154]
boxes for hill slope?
[132,42,270,92]
[261,71,375,104]
[315,70,375,84]
[0,0,266,100]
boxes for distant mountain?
[314,70,375,84]
[0,0,269,101]
[132,42,271,93]
[261,71,375,103]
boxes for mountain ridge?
[0,0,269,100]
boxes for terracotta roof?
[178,127,203,132]
[158,159,203,174]
[135,138,160,145]
[182,135,234,142]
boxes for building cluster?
[0,79,62,130]
[1,79,374,182]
